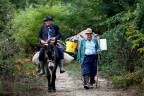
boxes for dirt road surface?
[43,69,135,96]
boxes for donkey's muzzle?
[49,65,54,70]
[48,61,55,70]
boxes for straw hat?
[85,28,93,34]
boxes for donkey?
[32,40,74,92]
[44,40,60,92]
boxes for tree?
[0,0,13,32]
[101,0,137,17]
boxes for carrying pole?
[96,34,100,87]
[96,54,100,87]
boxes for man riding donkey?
[38,15,65,75]
[77,28,100,89]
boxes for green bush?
[0,36,19,78]
[112,71,143,88]
[10,4,73,49]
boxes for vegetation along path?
[42,69,136,96]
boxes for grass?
[65,60,81,73]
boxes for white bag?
[32,51,74,65]
[64,52,74,64]
[32,52,40,66]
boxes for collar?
[45,24,53,29]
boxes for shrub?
[112,71,143,88]
[10,4,73,50]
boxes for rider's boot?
[83,75,90,89]
[36,64,41,73]
[59,59,65,73]
[39,61,45,75]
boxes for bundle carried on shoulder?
[65,28,100,53]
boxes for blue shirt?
[47,27,53,39]
[85,40,96,55]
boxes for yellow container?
[65,41,78,53]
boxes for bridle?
[47,60,55,64]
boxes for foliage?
[100,23,133,75]
[101,0,137,17]
[99,1,144,89]
[10,0,106,50]
[0,0,14,32]
[62,0,105,35]
[14,53,36,76]
[10,4,73,49]
[1,0,144,89]
[0,34,19,78]
[112,71,143,88]
[125,4,144,53]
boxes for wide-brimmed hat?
[44,16,53,21]
[85,28,93,34]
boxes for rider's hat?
[44,16,53,21]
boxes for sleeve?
[54,24,62,40]
[95,39,98,50]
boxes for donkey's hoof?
[48,89,56,92]
[52,86,56,92]
[48,89,52,93]
[52,89,56,92]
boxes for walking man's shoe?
[89,84,94,89]
[83,75,90,89]
[84,84,90,89]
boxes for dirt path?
[42,69,136,96]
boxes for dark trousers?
[82,55,98,78]
[39,47,64,61]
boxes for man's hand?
[40,40,47,44]
[97,50,100,55]
[52,37,56,40]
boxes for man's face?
[86,33,92,41]
[44,20,52,26]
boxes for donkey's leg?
[46,64,52,92]
[51,66,57,92]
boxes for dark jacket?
[38,24,62,41]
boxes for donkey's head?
[45,41,56,71]
[47,60,55,70]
